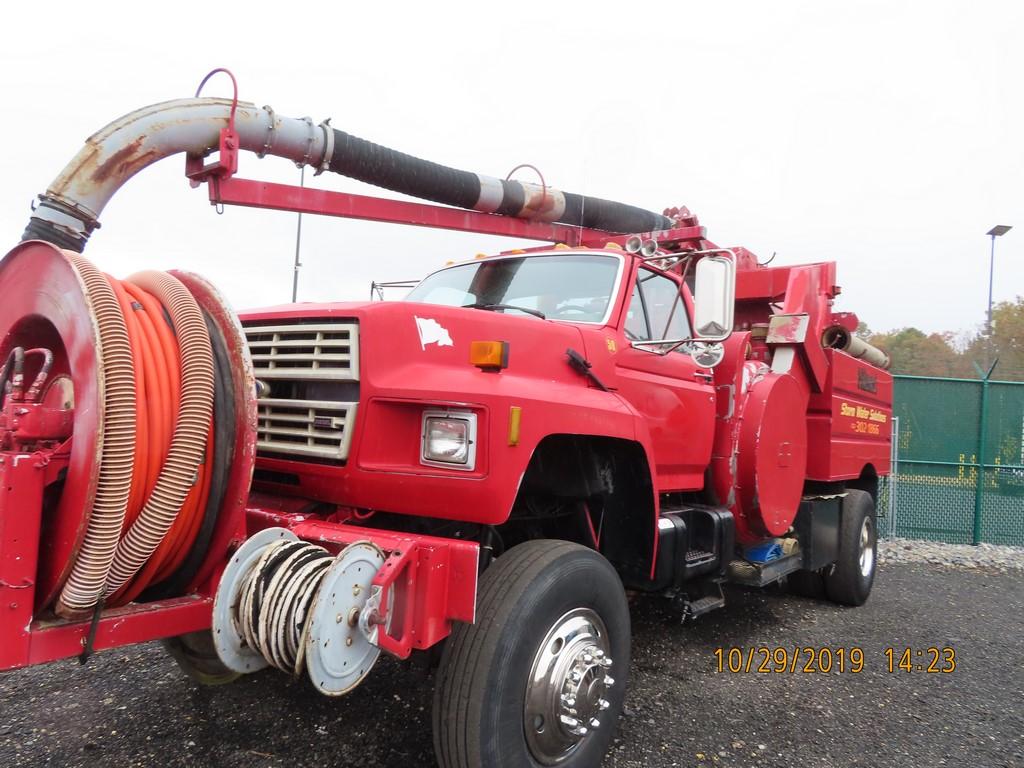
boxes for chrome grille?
[244,322,359,381]
[256,398,358,461]
[243,319,360,462]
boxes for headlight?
[421,410,477,470]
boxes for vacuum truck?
[0,70,892,768]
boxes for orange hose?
[106,276,149,526]
[128,300,163,508]
[123,282,175,515]
[126,281,181,401]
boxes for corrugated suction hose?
[56,255,137,618]
[54,258,218,618]
[104,271,214,596]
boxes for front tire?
[823,489,878,606]
[433,540,630,768]
[162,630,241,685]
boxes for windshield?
[405,253,621,323]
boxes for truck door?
[614,265,716,492]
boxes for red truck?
[0,75,892,768]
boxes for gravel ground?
[1,547,1022,768]
[879,537,1024,571]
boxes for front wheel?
[433,540,630,768]
[162,630,241,685]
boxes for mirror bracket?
[630,338,693,356]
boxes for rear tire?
[785,569,825,599]
[433,540,630,768]
[823,489,877,606]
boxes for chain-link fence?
[877,373,1024,546]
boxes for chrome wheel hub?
[859,516,875,578]
[524,608,613,765]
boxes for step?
[684,549,717,565]
[686,593,726,618]
[727,552,803,587]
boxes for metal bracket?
[186,68,241,186]
[315,118,334,176]
[630,338,693,356]
[296,116,317,169]
[256,105,276,159]
[359,585,384,645]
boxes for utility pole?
[292,166,305,302]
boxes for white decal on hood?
[415,316,454,350]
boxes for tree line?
[857,296,1024,382]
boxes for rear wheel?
[823,489,877,606]
[433,540,630,768]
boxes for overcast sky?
[1,1,1021,339]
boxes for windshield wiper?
[461,303,546,319]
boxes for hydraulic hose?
[23,97,674,252]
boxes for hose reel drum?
[0,240,255,616]
[212,526,388,695]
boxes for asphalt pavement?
[1,562,1021,768]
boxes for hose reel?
[0,241,254,617]
[212,527,387,695]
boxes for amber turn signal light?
[470,340,509,370]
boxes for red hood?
[238,300,590,390]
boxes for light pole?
[985,225,1012,336]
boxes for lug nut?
[604,675,615,687]
[598,698,610,711]
[583,652,593,663]
[589,718,601,729]
[561,694,577,708]
[570,670,582,683]
[560,715,579,729]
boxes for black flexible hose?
[328,128,674,234]
[329,130,482,210]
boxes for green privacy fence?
[877,373,1024,546]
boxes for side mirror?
[693,254,736,341]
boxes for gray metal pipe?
[23,98,330,250]
[822,326,891,370]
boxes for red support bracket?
[186,67,241,187]
[185,127,240,187]
[206,176,615,245]
[284,517,479,659]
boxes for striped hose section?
[104,271,214,595]
[56,254,137,618]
